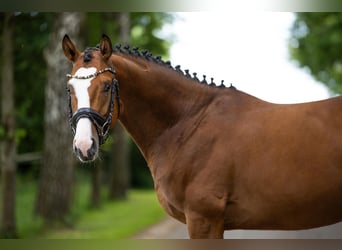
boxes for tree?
[290,13,342,93]
[107,13,131,200]
[0,12,17,238]
[35,12,85,223]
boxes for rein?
[66,65,121,145]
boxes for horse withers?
[62,34,342,238]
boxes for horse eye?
[67,85,75,95]
[103,82,111,92]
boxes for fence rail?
[16,152,42,163]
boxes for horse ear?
[62,34,80,63]
[99,34,113,62]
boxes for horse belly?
[225,145,342,230]
[223,107,342,230]
[227,185,342,230]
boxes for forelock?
[83,47,99,63]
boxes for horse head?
[62,34,120,162]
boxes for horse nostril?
[87,138,97,159]
[75,147,85,160]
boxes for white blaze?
[68,67,97,155]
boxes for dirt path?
[133,216,342,239]
[133,216,188,239]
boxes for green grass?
[12,176,166,239]
[41,190,166,239]
[15,177,44,238]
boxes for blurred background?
[0,12,341,238]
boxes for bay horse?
[62,34,342,239]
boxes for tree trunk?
[108,124,131,199]
[108,13,131,200]
[35,12,85,223]
[0,13,17,238]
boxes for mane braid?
[110,43,236,90]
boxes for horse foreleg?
[186,211,224,239]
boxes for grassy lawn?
[41,190,166,239]
[13,177,166,239]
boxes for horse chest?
[154,174,187,223]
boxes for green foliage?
[0,125,4,138]
[130,13,175,57]
[0,125,26,144]
[86,13,175,58]
[13,12,53,153]
[290,13,342,93]
[14,128,26,144]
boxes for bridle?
[66,63,121,145]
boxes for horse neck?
[111,54,216,158]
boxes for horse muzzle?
[74,137,98,162]
[72,117,99,162]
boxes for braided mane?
[87,44,236,90]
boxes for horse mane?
[86,44,236,90]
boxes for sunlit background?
[163,12,331,104]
